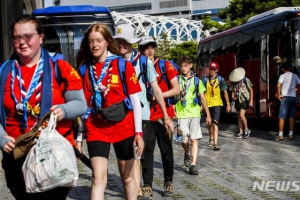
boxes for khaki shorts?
[178,118,202,142]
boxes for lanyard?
[11,50,44,129]
[84,54,119,119]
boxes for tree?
[155,32,174,59]
[203,0,300,32]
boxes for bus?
[32,5,115,67]
[197,7,300,119]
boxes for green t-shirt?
[175,76,206,118]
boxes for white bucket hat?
[229,67,246,82]
[139,36,157,47]
[113,24,141,44]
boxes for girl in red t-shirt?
[75,23,144,200]
[0,15,86,200]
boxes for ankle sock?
[279,131,283,136]
[191,163,195,166]
[289,131,293,136]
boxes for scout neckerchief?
[234,79,243,97]
[84,52,119,119]
[179,73,194,105]
[11,50,44,130]
[209,75,220,97]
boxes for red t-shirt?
[4,60,82,146]
[83,59,141,143]
[150,59,178,121]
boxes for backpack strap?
[138,55,148,85]
[194,76,199,95]
[158,59,172,89]
[117,58,133,110]
[203,76,208,87]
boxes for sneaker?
[138,186,153,200]
[184,153,192,167]
[163,182,173,197]
[243,129,251,139]
[175,135,182,143]
[276,135,284,140]
[289,135,293,140]
[208,139,214,147]
[189,165,199,175]
[235,133,243,139]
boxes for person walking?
[113,26,174,199]
[229,67,253,139]
[175,56,211,175]
[203,62,230,150]
[277,62,300,140]
[138,37,180,197]
[0,14,87,200]
[75,23,144,200]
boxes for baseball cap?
[209,62,219,70]
[139,36,157,47]
[113,24,141,44]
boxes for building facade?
[56,0,229,20]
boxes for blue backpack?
[158,59,179,106]
[202,75,223,88]
[50,53,65,85]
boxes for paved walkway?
[1,121,300,200]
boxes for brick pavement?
[1,121,300,200]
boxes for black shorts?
[209,106,222,122]
[235,101,249,111]
[87,136,134,160]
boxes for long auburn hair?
[75,23,118,70]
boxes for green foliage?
[154,32,198,65]
[204,0,300,32]
[155,32,173,59]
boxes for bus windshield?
[40,16,114,67]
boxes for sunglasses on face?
[12,33,39,43]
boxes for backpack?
[132,53,148,85]
[158,59,179,106]
[50,53,65,86]
[79,58,132,110]
[202,75,223,87]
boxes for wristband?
[135,132,144,138]
[164,117,170,121]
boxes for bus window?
[237,40,260,61]
[33,5,115,67]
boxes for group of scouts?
[0,14,254,200]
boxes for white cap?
[113,24,141,44]
[139,36,157,47]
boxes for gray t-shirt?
[230,78,253,103]
[134,57,158,120]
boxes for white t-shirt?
[278,72,300,97]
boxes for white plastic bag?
[22,113,78,193]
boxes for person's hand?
[206,115,212,125]
[278,95,283,101]
[75,142,82,154]
[133,135,144,157]
[3,135,15,154]
[164,118,174,133]
[249,101,254,108]
[50,105,64,121]
[226,104,231,113]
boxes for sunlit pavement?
[1,120,300,200]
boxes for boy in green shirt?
[175,56,211,175]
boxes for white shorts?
[178,118,202,142]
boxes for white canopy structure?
[111,11,205,43]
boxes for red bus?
[197,7,300,119]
